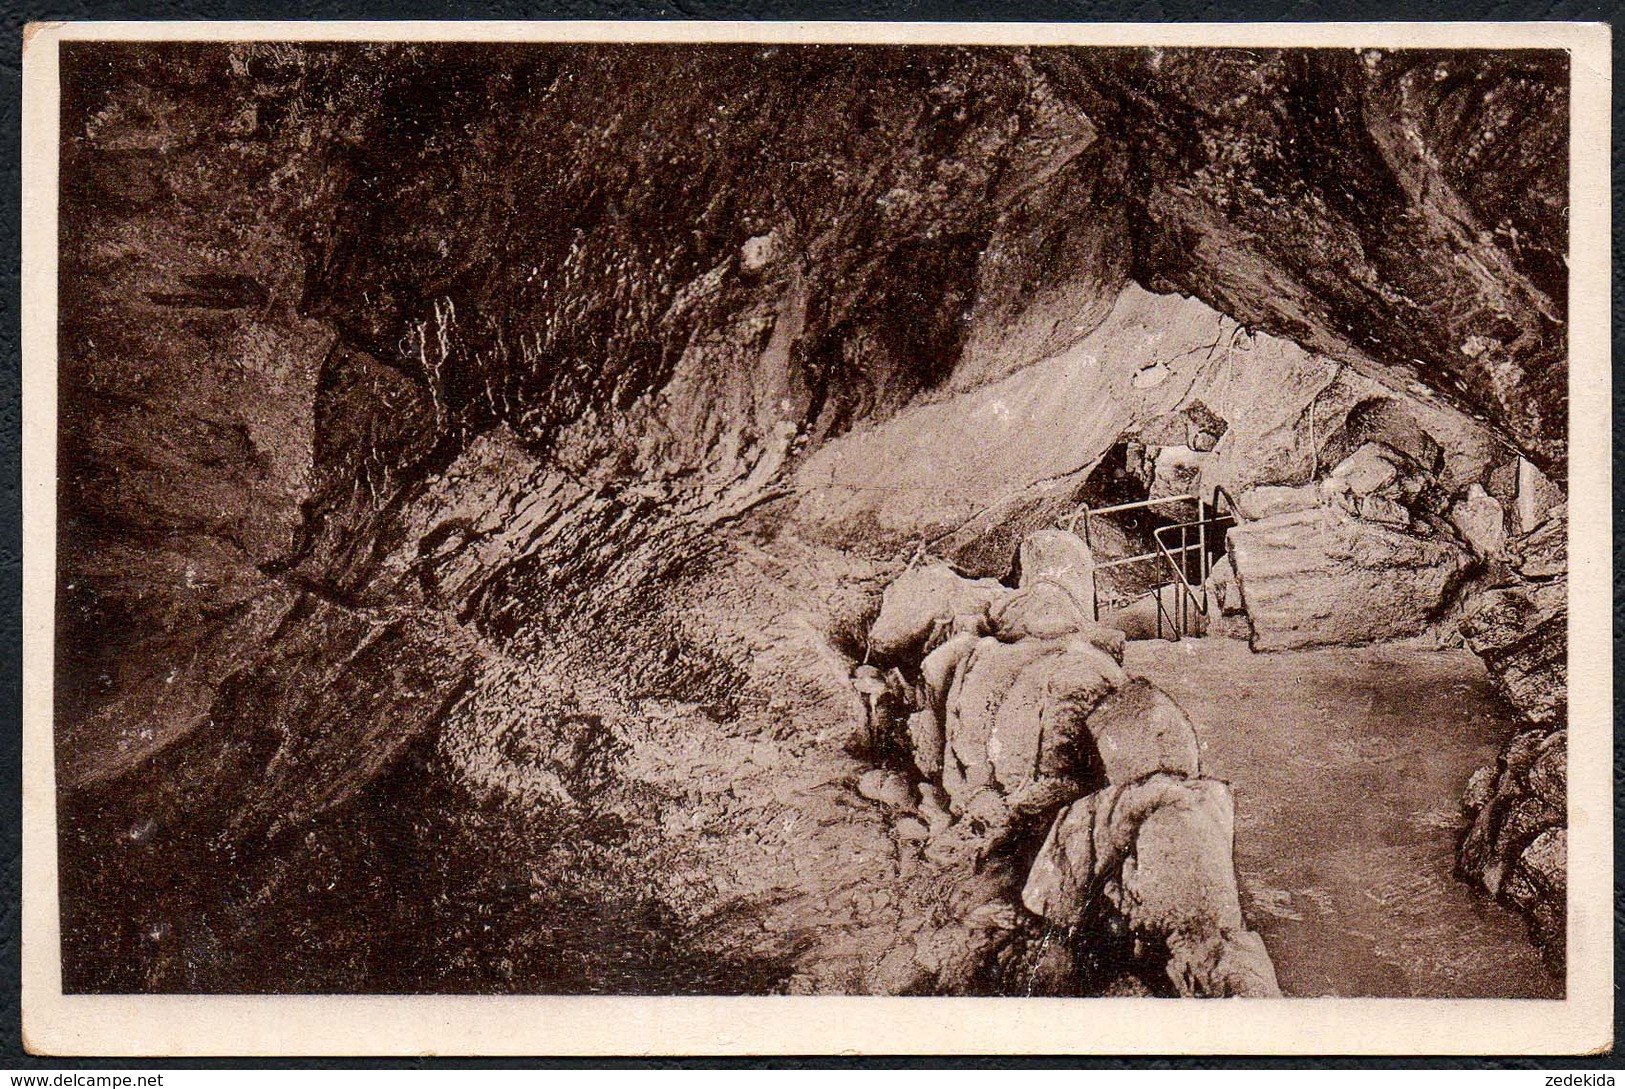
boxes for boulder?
[1022,774,1228,928]
[1236,484,1320,521]
[1359,492,1411,527]
[867,562,1009,661]
[1226,507,1468,651]
[1325,442,1405,498]
[990,584,1127,660]
[1020,774,1280,997]
[1034,641,1129,781]
[1114,782,1243,937]
[994,641,1123,796]
[990,582,1089,642]
[857,768,916,810]
[1149,445,1207,502]
[1517,458,1564,535]
[1017,528,1097,616]
[1165,929,1282,999]
[1514,827,1567,900]
[942,638,1062,805]
[1459,583,1567,724]
[910,632,981,777]
[1448,483,1508,558]
[1316,398,1444,479]
[1082,678,1202,783]
[942,636,1125,807]
[1512,505,1566,579]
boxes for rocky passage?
[55,42,1568,995]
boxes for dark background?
[2,0,1620,1067]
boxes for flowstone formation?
[853,534,1281,997]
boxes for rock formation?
[53,41,1567,993]
[857,531,1281,997]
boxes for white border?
[20,20,1614,1057]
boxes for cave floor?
[1124,637,1561,998]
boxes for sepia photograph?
[18,20,1612,1055]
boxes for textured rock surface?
[1449,484,1509,559]
[1459,582,1568,726]
[1458,727,1567,968]
[1022,775,1280,997]
[1083,679,1202,783]
[55,42,1564,995]
[1228,508,1469,650]
[867,562,1009,662]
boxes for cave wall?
[54,41,1570,990]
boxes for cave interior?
[53,41,1570,998]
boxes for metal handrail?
[1061,493,1202,619]
[1151,499,1238,639]
[1057,485,1244,639]
[1062,493,1198,552]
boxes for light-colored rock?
[942,635,1126,806]
[1020,773,1277,996]
[1512,505,1566,579]
[1205,555,1244,617]
[1227,507,1468,651]
[1133,362,1170,389]
[1118,784,1244,935]
[1022,774,1220,926]
[918,795,953,836]
[942,637,1062,805]
[867,562,1009,660]
[909,632,981,777]
[1359,492,1410,527]
[990,582,1127,660]
[1516,827,1567,897]
[990,582,1090,642]
[918,781,950,814]
[1517,457,1563,535]
[1463,765,1498,812]
[893,816,930,843]
[1236,484,1320,521]
[739,232,778,271]
[1149,444,1207,501]
[857,768,916,810]
[921,633,980,715]
[1327,442,1404,497]
[1449,483,1507,558]
[906,710,945,779]
[1082,678,1201,783]
[1035,641,1128,781]
[1165,930,1282,998]
[1017,528,1097,617]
